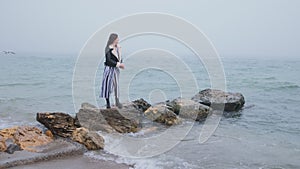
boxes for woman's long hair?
[105,33,118,54]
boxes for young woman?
[100,33,125,109]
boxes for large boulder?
[36,112,79,138]
[75,106,114,133]
[76,103,139,133]
[72,127,104,150]
[191,89,245,112]
[167,98,212,121]
[0,126,53,153]
[144,103,180,126]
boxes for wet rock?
[76,104,139,133]
[72,127,104,150]
[191,89,245,112]
[167,98,212,121]
[36,112,79,138]
[144,103,180,126]
[132,98,151,112]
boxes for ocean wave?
[275,84,300,89]
[265,84,300,91]
[264,76,277,80]
[0,97,28,103]
[0,82,45,87]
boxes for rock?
[144,103,180,126]
[118,102,144,125]
[0,127,17,152]
[81,102,97,109]
[45,130,54,139]
[132,98,151,112]
[5,138,21,154]
[100,108,140,133]
[36,112,79,138]
[167,98,212,121]
[75,107,114,133]
[0,126,53,153]
[14,126,53,152]
[113,99,150,126]
[72,127,104,150]
[191,89,245,112]
[0,127,18,139]
[0,136,6,152]
[76,104,139,133]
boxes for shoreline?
[0,138,131,169]
[9,154,130,169]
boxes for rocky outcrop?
[192,89,245,112]
[72,127,104,150]
[76,103,140,133]
[36,112,79,138]
[167,98,212,121]
[0,126,53,153]
[75,106,114,133]
[144,103,180,126]
[98,108,140,133]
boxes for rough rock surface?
[0,126,53,153]
[0,136,6,152]
[36,112,79,138]
[144,103,180,126]
[191,89,245,112]
[72,127,104,150]
[132,98,151,112]
[167,98,212,121]
[76,103,139,133]
[4,138,21,154]
[100,108,140,133]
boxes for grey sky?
[0,0,299,58]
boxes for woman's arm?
[117,44,122,62]
[105,50,120,67]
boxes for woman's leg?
[113,68,122,109]
[105,98,111,109]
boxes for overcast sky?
[0,0,299,58]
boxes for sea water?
[0,54,299,169]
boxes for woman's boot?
[106,98,111,109]
[115,97,123,109]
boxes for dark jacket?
[104,48,120,67]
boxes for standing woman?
[100,33,125,109]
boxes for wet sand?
[10,155,130,169]
[0,138,131,169]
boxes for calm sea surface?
[0,54,299,169]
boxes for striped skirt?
[100,65,120,98]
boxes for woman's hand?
[119,63,125,69]
[116,44,121,49]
